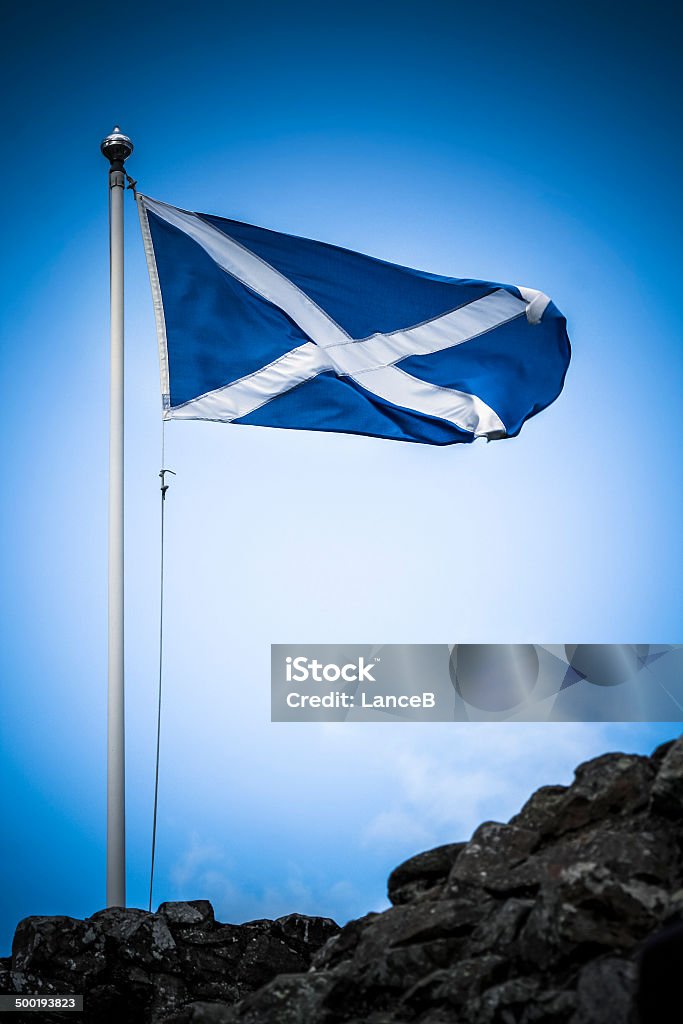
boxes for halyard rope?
[149,420,174,912]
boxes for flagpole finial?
[100,127,134,168]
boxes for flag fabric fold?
[137,194,571,445]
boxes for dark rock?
[509,784,568,835]
[2,736,682,1023]
[650,738,676,766]
[400,955,507,1012]
[573,956,636,1024]
[506,754,654,846]
[309,895,491,1018]
[634,919,683,1024]
[519,862,668,969]
[448,817,679,903]
[448,821,538,890]
[651,736,683,817]
[387,843,465,905]
[310,912,378,971]
[271,913,339,956]
[167,1003,237,1023]
[468,897,535,955]
[158,901,215,928]
[2,904,338,1023]
[466,977,545,1024]
[551,753,654,835]
[219,973,332,1024]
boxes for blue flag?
[138,195,571,445]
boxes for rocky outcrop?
[2,737,682,1023]
[0,904,338,1023]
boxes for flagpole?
[100,127,133,908]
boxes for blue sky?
[0,0,681,953]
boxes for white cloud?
[325,722,643,860]
[170,833,227,890]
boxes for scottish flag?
[138,195,570,445]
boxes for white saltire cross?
[139,196,550,438]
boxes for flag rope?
[149,420,175,912]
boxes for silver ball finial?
[100,127,134,166]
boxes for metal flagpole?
[100,127,134,908]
